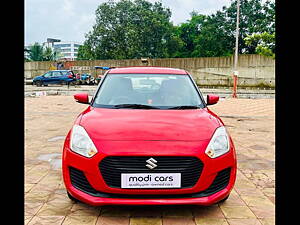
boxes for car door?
[42,71,52,84]
[60,71,72,84]
[51,71,63,84]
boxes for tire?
[67,191,79,202]
[217,195,229,204]
[36,81,42,87]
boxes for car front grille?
[99,156,204,189]
[69,166,231,198]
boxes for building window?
[60,48,72,52]
[54,44,71,48]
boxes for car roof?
[108,67,188,75]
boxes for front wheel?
[67,191,79,202]
[217,195,229,204]
[36,81,43,87]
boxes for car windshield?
[92,74,204,109]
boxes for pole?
[232,0,240,98]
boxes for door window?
[43,72,52,78]
[52,71,62,77]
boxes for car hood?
[79,107,222,141]
[33,75,43,80]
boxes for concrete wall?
[24,54,275,88]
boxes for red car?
[62,67,237,206]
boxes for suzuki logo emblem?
[146,158,157,169]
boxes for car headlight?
[70,125,98,158]
[205,126,230,158]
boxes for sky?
[25,0,233,46]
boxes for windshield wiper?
[167,105,201,110]
[113,104,160,109]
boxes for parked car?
[62,67,237,206]
[33,70,76,86]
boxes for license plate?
[121,173,181,188]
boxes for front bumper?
[62,132,237,206]
[66,184,233,206]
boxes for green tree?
[224,0,275,54]
[165,26,184,58]
[176,0,275,57]
[175,12,207,57]
[43,46,57,61]
[78,0,181,60]
[192,10,234,57]
[244,32,275,58]
[26,43,60,61]
[77,44,94,60]
[24,48,31,61]
[27,42,44,61]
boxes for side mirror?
[74,93,89,104]
[207,94,219,105]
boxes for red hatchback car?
[62,67,237,206]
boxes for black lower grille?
[69,167,231,199]
[99,156,204,189]
[69,167,98,195]
[200,167,231,196]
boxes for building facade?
[53,41,82,61]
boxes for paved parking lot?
[25,96,275,225]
